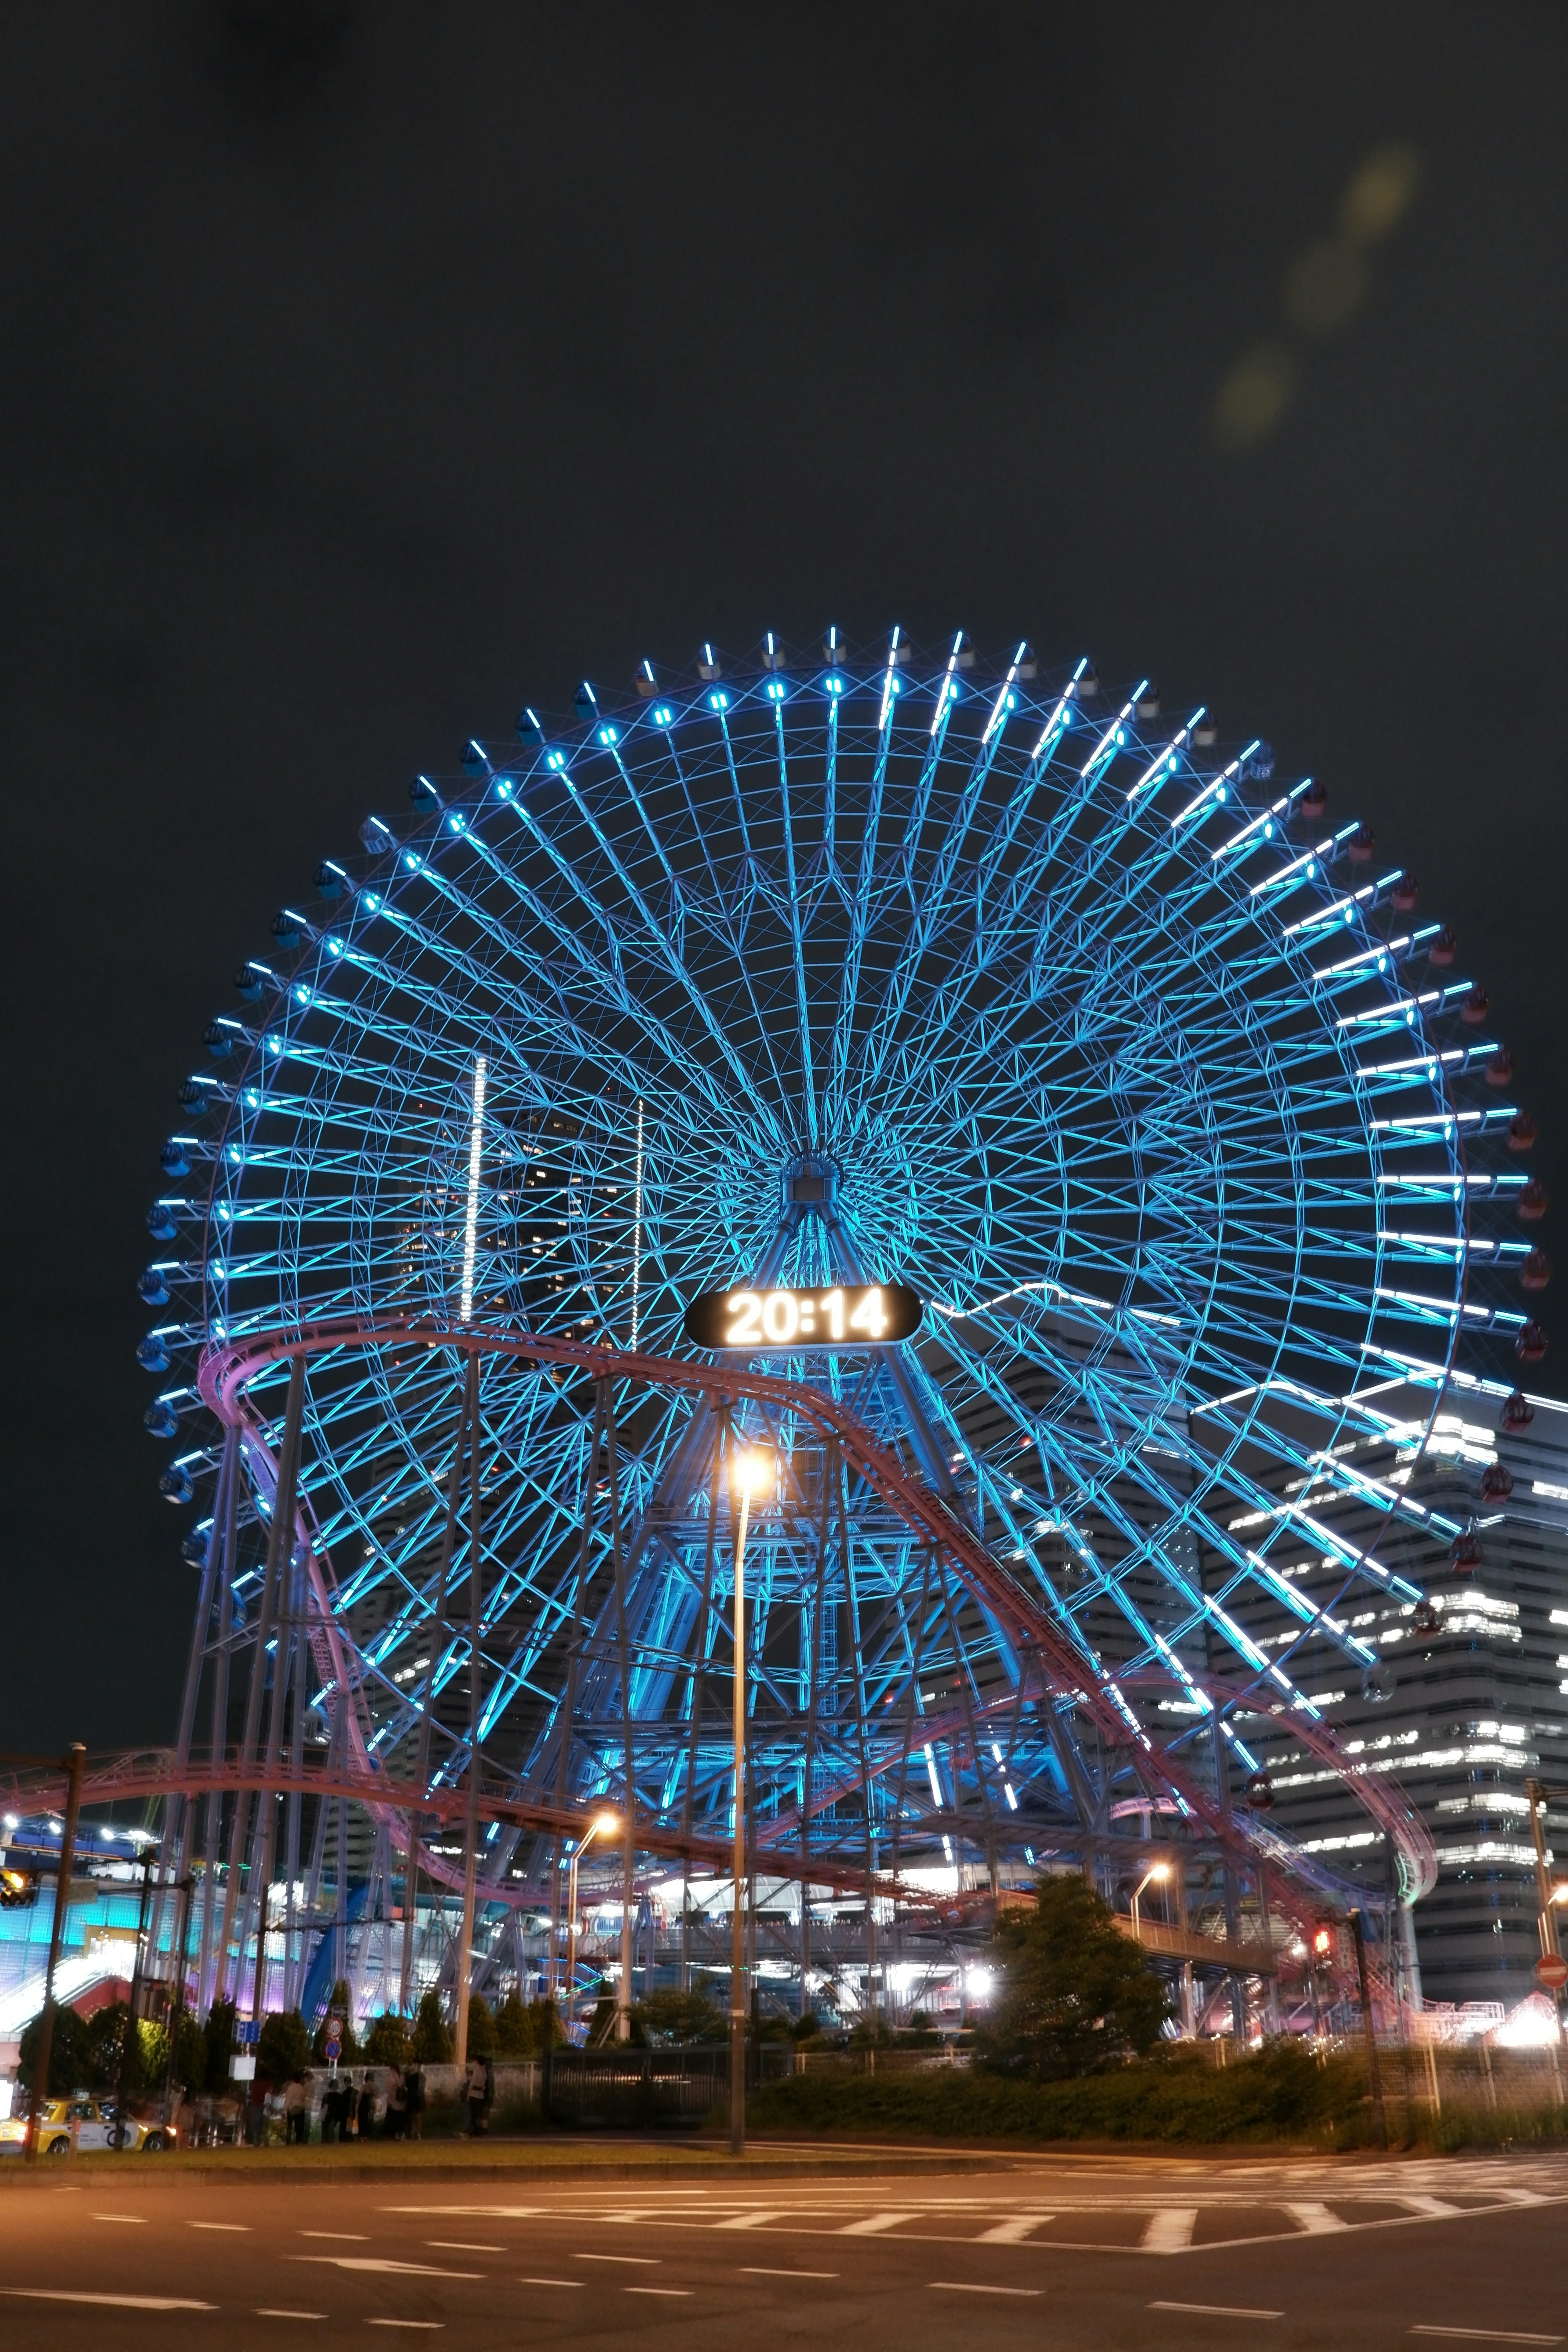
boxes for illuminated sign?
[683,1282,922,1351]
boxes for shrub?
[492,1989,564,2056]
[363,2011,412,2067]
[257,2009,312,2087]
[203,1999,236,2086]
[465,1993,496,2058]
[19,2002,93,2097]
[751,2040,1370,2147]
[636,1989,726,2045]
[411,1987,452,2062]
[312,1980,362,2066]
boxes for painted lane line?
[366,2324,443,2332]
[289,2259,482,2280]
[92,2213,148,2224]
[1141,2209,1198,2253]
[977,2214,1054,2243]
[381,2205,541,2218]
[1150,2302,1283,2321]
[1282,2202,1349,2234]
[301,2231,370,2241]
[257,2313,327,2322]
[929,2282,1040,2297]
[716,2209,792,2230]
[194,2222,253,2232]
[838,2211,919,2236]
[1410,2332,1563,2345]
[518,2278,584,2289]
[572,2252,659,2264]
[423,2242,503,2252]
[626,2287,694,2297]
[741,2268,840,2279]
[3,2290,217,2311]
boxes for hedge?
[748,2042,1371,2147]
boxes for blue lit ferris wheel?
[142,629,1548,2011]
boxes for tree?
[411,1988,452,2062]
[203,1998,236,2089]
[492,1988,535,2057]
[19,2002,91,2097]
[984,1874,1171,2080]
[363,2011,412,2067]
[464,1993,497,2058]
[257,2009,312,2087]
[635,1988,726,2045]
[312,1980,362,2067]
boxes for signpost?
[1535,1953,1568,1992]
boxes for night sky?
[3,2,1564,1755]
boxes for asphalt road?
[2,2149,1566,2347]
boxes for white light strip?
[630,1098,645,1348]
[459,1055,486,1321]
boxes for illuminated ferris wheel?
[140,628,1547,2006]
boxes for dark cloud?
[1,0,1564,1750]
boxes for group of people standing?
[280,2064,430,2143]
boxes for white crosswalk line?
[715,2211,791,2231]
[1283,2202,1349,2234]
[1398,2196,1465,2218]
[838,2212,919,2236]
[977,2214,1054,2243]
[1142,2209,1198,2252]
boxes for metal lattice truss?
[141,633,1545,1998]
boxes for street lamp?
[1130,1860,1170,1939]
[730,1445,775,2156]
[566,1812,619,2037]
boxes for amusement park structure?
[18,629,1552,2047]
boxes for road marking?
[1151,2303,1283,2321]
[839,2211,918,2236]
[194,2222,252,2232]
[1142,2209,1198,2253]
[1283,2202,1349,2234]
[716,2209,792,2230]
[978,2213,1054,2243]
[741,2268,840,2279]
[573,2252,659,2264]
[290,2259,482,2280]
[381,2205,541,2218]
[1410,2332,1563,2345]
[2,2291,216,2311]
[929,2282,1041,2297]
[518,2278,583,2288]
[424,2242,503,2252]
[257,2314,327,2323]
[627,2287,694,2297]
[92,2214,147,2224]
[366,2325,443,2333]
[301,2231,370,2241]
[1399,2197,1465,2219]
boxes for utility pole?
[25,1745,86,2163]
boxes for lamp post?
[731,1446,774,2157]
[1130,1860,1170,1940]
[565,1812,618,2038]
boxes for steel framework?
[135,631,1544,2027]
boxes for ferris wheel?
[141,629,1546,2003]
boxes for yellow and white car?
[0,2097,172,2155]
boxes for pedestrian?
[357,2074,378,2140]
[482,2054,494,2132]
[383,2065,407,2140]
[405,2064,425,2141]
[465,2052,487,2136]
[283,2074,307,2145]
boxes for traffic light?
[0,1867,39,1909]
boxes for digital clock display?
[682,1282,922,1352]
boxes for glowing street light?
[566,1811,619,2034]
[1130,1860,1170,1939]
